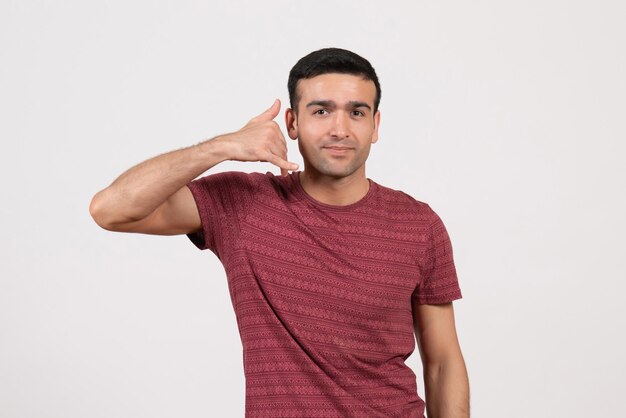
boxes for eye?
[352,110,365,117]
[314,109,329,115]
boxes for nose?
[330,111,350,138]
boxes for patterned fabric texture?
[186,170,462,417]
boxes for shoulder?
[190,170,266,190]
[186,171,271,211]
[373,180,437,222]
[191,170,301,202]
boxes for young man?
[90,48,470,418]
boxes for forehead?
[296,73,376,106]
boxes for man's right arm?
[89,138,228,235]
[89,99,298,235]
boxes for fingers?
[265,152,299,175]
[269,123,292,175]
[250,99,281,123]
[267,140,298,176]
[274,123,289,157]
[241,98,298,175]
[247,99,288,151]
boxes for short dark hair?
[288,47,381,115]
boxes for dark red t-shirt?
[186,170,462,417]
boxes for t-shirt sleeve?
[185,170,257,256]
[412,206,463,304]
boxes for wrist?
[196,135,230,163]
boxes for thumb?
[250,99,281,123]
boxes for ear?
[285,107,298,140]
[371,110,381,143]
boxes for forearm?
[424,354,470,418]
[90,136,229,226]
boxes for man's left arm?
[413,301,470,418]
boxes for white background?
[1,1,624,417]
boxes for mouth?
[323,146,353,155]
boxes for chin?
[316,163,359,179]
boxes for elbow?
[424,351,467,382]
[89,191,117,231]
[89,192,108,230]
[89,189,146,232]
[423,344,464,369]
[424,361,445,383]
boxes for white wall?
[1,1,624,417]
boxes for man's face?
[285,73,380,180]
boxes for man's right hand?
[90,98,299,236]
[218,99,299,176]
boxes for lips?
[324,146,353,156]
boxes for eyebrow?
[305,100,372,111]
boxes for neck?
[298,169,370,206]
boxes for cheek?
[300,117,331,134]
[358,124,377,141]
[298,128,321,144]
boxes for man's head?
[288,47,381,116]
[284,48,381,181]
